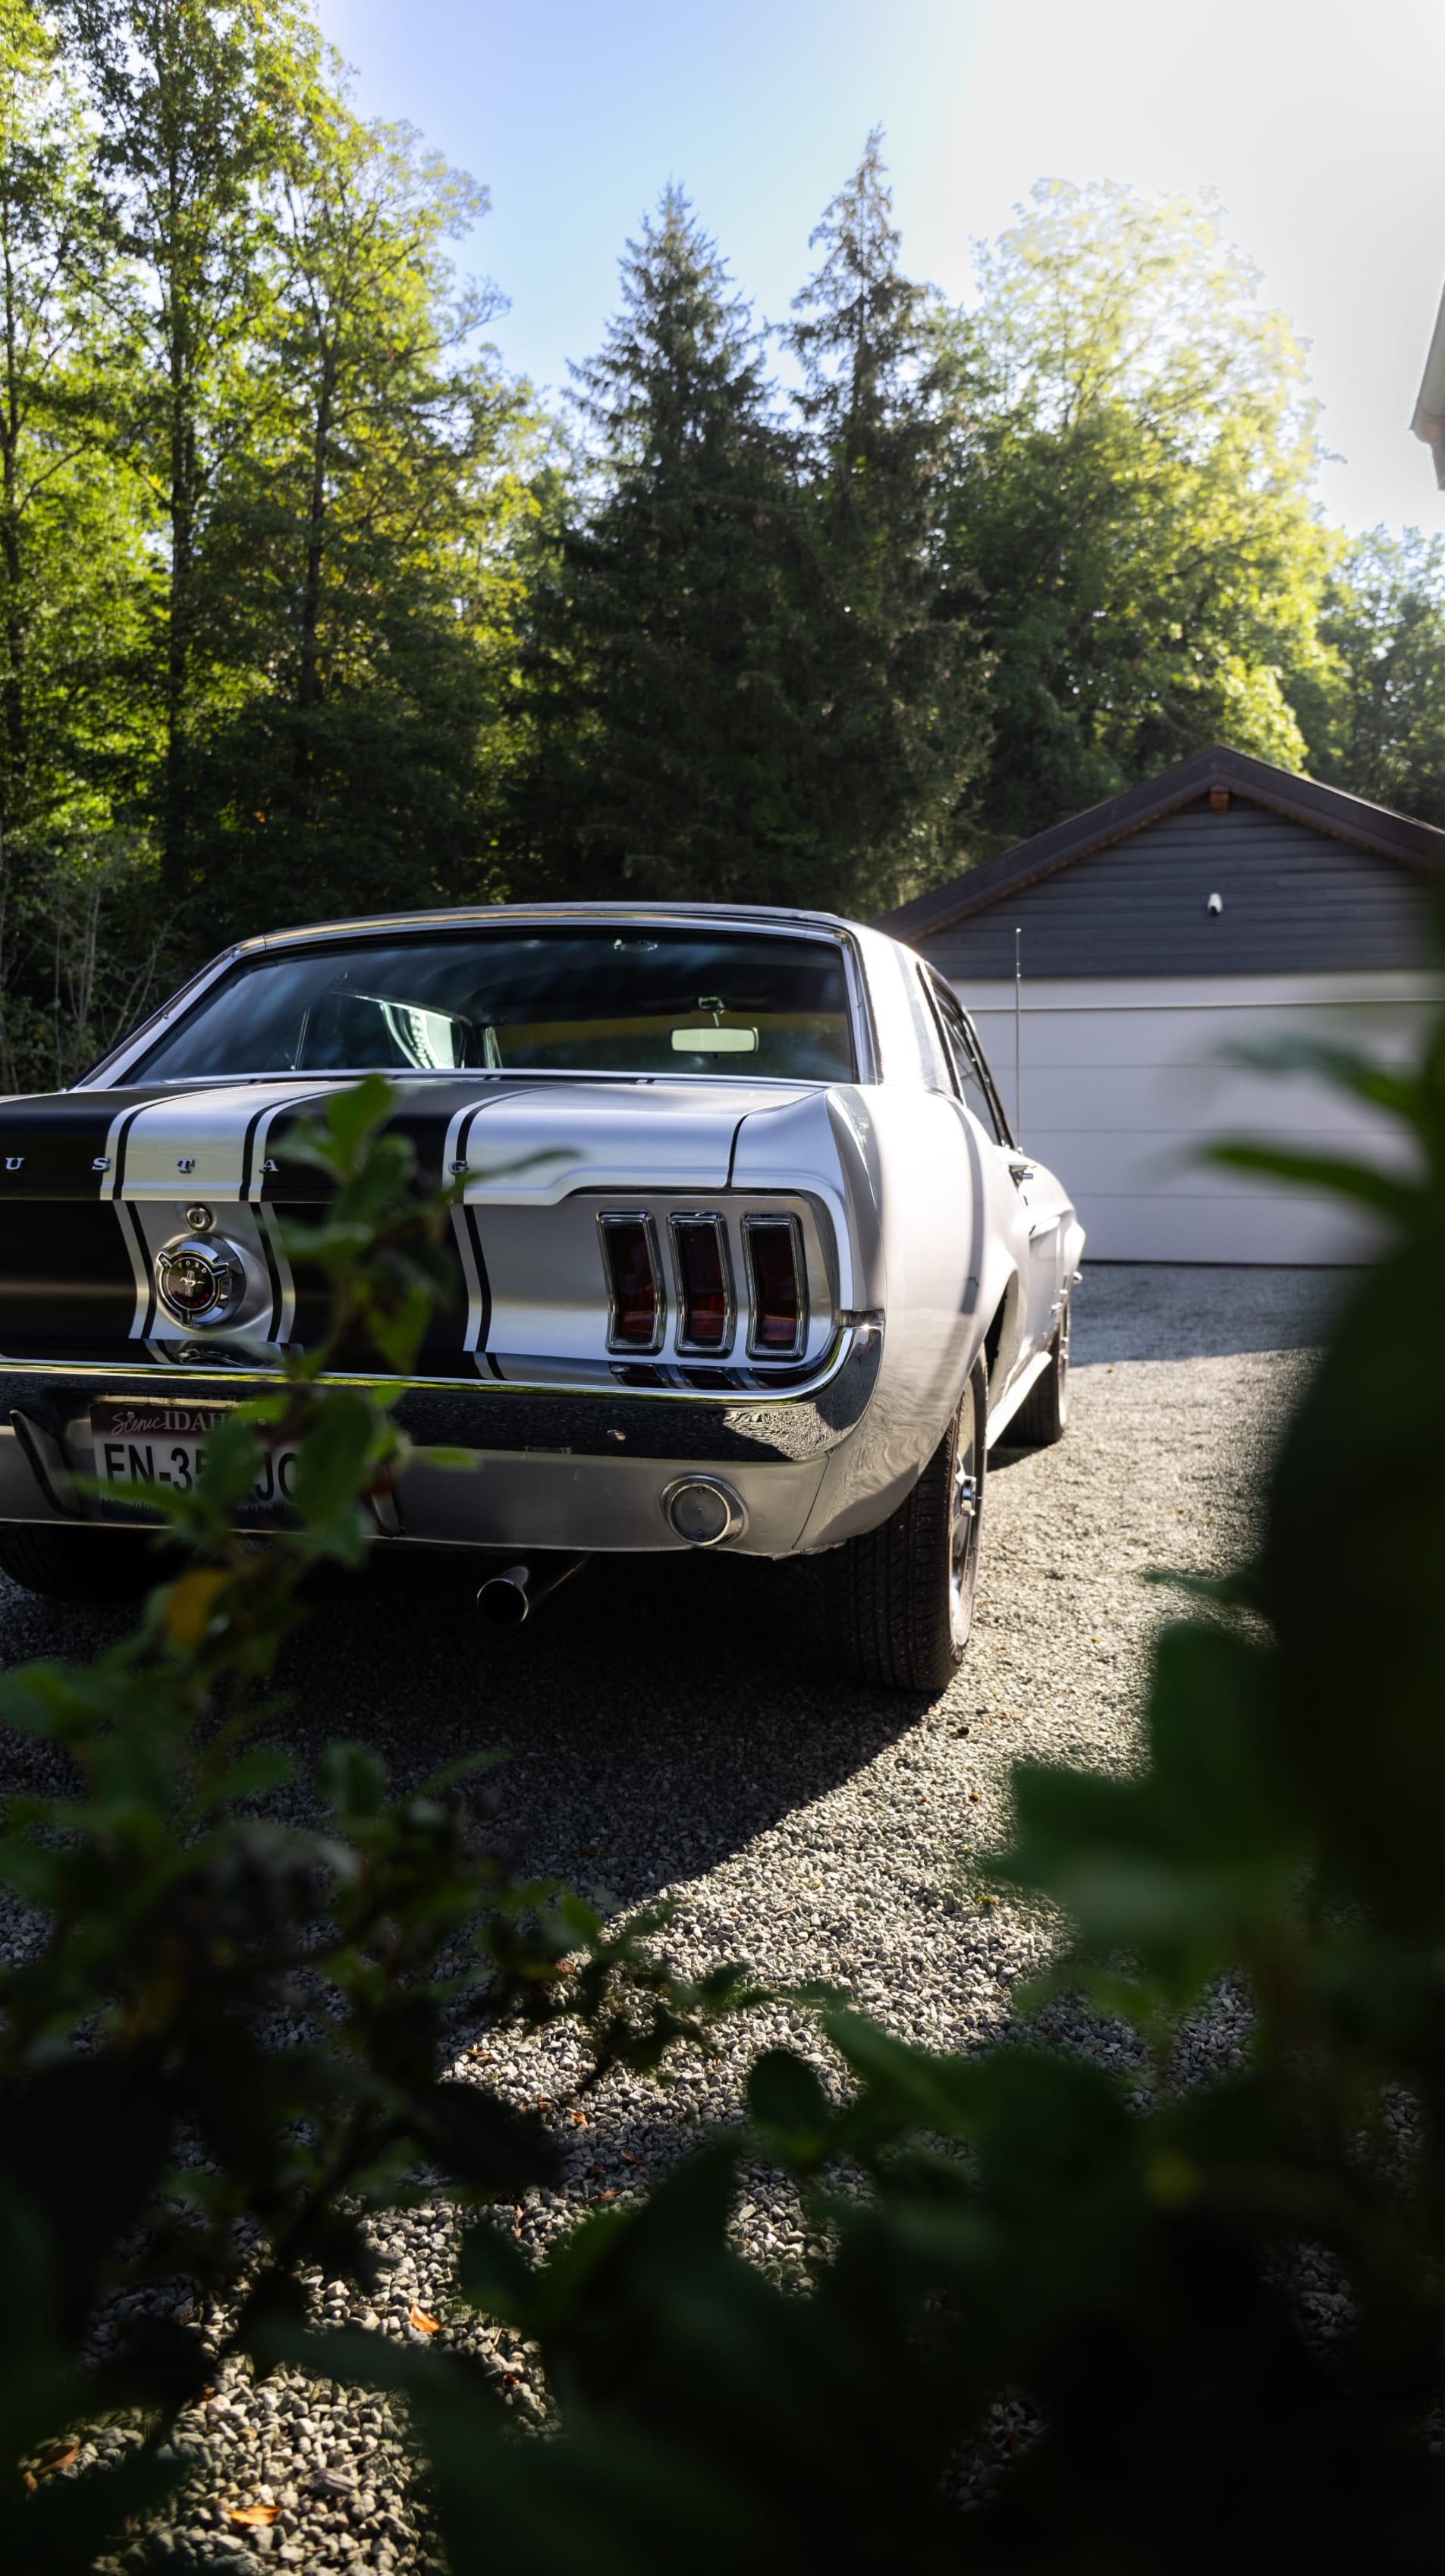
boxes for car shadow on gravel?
[0,1541,929,1909]
[258,1545,928,1908]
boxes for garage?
[876,746,1443,1262]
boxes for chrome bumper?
[0,1324,883,1559]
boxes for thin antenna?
[1013,926,1022,1144]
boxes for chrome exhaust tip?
[476,1553,589,1626]
[660,1475,748,1547]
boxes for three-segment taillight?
[598,1213,664,1351]
[670,1214,733,1352]
[599,1208,809,1362]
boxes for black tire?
[0,1522,166,1601]
[1004,1291,1071,1450]
[827,1355,988,1695]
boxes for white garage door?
[957,969,1435,1263]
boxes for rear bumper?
[0,1323,884,1560]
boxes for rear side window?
[925,972,1010,1143]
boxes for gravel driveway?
[0,1262,1347,2566]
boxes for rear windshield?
[128,927,856,1083]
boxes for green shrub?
[5,1010,1445,2572]
[0,1080,756,2572]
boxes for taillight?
[670,1214,733,1353]
[743,1214,806,1359]
[598,1213,663,1351]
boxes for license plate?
[90,1400,299,1508]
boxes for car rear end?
[0,910,890,1564]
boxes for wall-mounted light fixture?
[1206,891,1224,916]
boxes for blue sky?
[319,0,1445,537]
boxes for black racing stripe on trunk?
[119,1197,159,1337]
[456,1099,496,1354]
[463,1206,492,1352]
[256,1205,286,1340]
[0,1092,121,1194]
[109,1099,155,1198]
[240,1099,271,1197]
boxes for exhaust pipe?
[476,1552,589,1627]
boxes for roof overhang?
[872,746,1445,945]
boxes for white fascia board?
[949,969,1442,1013]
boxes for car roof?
[241,900,861,953]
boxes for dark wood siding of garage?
[918,796,1434,981]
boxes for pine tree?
[514,187,799,902]
[783,130,988,912]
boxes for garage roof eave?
[873,746,1445,945]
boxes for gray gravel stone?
[0,1261,1342,2567]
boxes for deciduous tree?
[950,181,1334,850]
[1293,527,1445,828]
[191,91,535,938]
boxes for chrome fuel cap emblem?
[155,1234,245,1326]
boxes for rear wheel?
[0,1524,165,1601]
[827,1356,987,1695]
[1005,1291,1071,1449]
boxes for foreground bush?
[2,1016,1445,2570]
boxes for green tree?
[61,0,313,898]
[513,184,799,903]
[0,0,165,1089]
[190,90,536,940]
[784,128,988,910]
[1293,527,1445,827]
[953,181,1335,849]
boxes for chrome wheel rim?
[949,1400,981,1645]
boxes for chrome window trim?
[668,1211,736,1356]
[597,1209,665,1356]
[920,963,1015,1148]
[74,906,875,1092]
[76,944,245,1088]
[740,1211,809,1362]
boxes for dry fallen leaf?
[35,2442,80,2477]
[620,2150,641,2166]
[570,2111,589,2128]
[228,2504,280,2528]
[409,2304,441,2336]
[163,1567,229,1650]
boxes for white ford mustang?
[0,903,1082,1692]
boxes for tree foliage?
[1294,526,1445,828]
[511,186,800,903]
[781,128,988,909]
[0,17,1437,1070]
[950,181,1337,848]
[5,975,1445,2568]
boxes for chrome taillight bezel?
[598,1210,665,1354]
[741,1211,808,1361]
[668,1211,736,1356]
